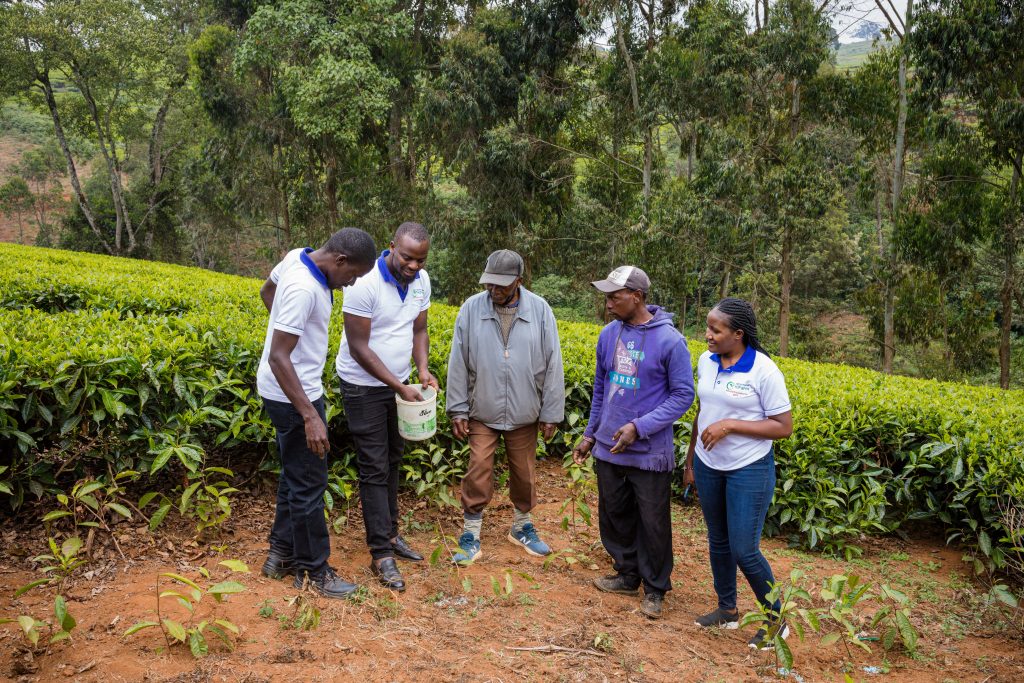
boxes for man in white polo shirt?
[257,228,377,599]
[336,221,439,592]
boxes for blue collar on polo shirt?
[710,343,756,373]
[299,247,332,303]
[377,249,419,302]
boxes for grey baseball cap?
[591,265,651,294]
[479,249,524,287]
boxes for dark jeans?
[594,458,673,595]
[339,379,403,560]
[264,397,330,576]
[693,448,780,614]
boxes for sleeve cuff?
[273,322,303,336]
[765,404,791,417]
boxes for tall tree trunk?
[790,77,801,141]
[891,47,909,214]
[719,262,732,299]
[884,0,912,371]
[779,224,793,356]
[388,101,405,183]
[672,122,686,178]
[323,152,339,231]
[999,157,1022,389]
[77,75,132,253]
[688,129,697,182]
[614,1,648,208]
[38,72,109,253]
[144,87,176,252]
[643,126,653,209]
[883,274,896,373]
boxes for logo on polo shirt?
[725,381,754,397]
[412,287,426,302]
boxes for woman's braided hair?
[712,297,769,357]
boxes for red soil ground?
[2,459,1022,682]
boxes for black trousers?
[594,458,674,595]
[264,397,330,576]
[339,379,403,560]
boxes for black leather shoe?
[640,592,664,619]
[293,567,359,599]
[371,557,406,592]
[592,574,641,595]
[391,535,424,562]
[261,549,294,579]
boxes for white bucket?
[395,384,437,441]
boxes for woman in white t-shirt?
[683,298,793,651]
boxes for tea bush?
[0,244,1022,570]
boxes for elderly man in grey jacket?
[446,250,565,563]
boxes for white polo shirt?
[257,252,333,403]
[335,257,431,387]
[695,346,791,471]
[269,248,305,284]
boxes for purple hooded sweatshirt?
[583,306,695,472]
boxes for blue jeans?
[264,397,330,575]
[693,449,780,613]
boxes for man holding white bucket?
[446,250,565,563]
[336,221,439,591]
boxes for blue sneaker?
[451,532,482,564]
[507,523,551,557]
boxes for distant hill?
[834,39,892,71]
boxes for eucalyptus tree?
[910,0,1024,388]
[421,0,586,297]
[751,0,835,355]
[0,0,206,255]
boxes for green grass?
[834,39,893,71]
[0,100,54,144]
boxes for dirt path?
[2,459,1022,682]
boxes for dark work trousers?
[594,457,674,596]
[339,379,403,560]
[264,397,330,576]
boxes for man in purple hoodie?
[572,266,694,619]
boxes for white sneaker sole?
[506,532,550,557]
[694,619,740,629]
[749,624,790,649]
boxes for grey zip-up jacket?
[445,287,565,430]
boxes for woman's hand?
[682,465,695,489]
[700,419,734,451]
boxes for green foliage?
[1,244,1023,571]
[31,536,87,586]
[124,560,249,657]
[0,595,78,648]
[741,570,921,671]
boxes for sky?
[828,0,909,43]
[591,1,912,51]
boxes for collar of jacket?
[478,286,536,323]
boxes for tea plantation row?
[1,244,1021,570]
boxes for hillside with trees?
[0,0,1021,388]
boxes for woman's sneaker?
[748,620,790,650]
[694,607,740,629]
